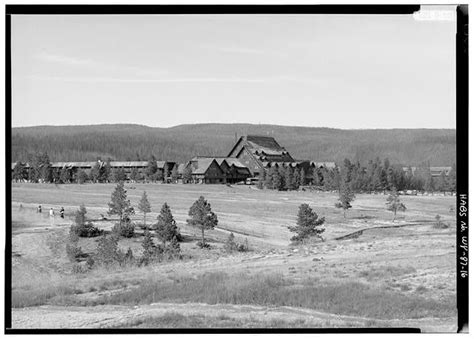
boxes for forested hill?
[11,123,456,166]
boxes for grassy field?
[10,183,457,331]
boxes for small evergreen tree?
[166,236,181,259]
[447,163,456,193]
[95,234,120,267]
[187,196,218,247]
[75,204,88,226]
[113,167,127,183]
[293,167,301,189]
[130,167,139,182]
[171,166,179,183]
[299,168,306,186]
[77,170,88,184]
[141,229,156,264]
[146,156,158,181]
[288,204,325,242]
[386,188,407,221]
[335,183,355,218]
[224,232,238,253]
[12,162,27,182]
[108,181,135,227]
[265,167,275,188]
[183,165,193,184]
[101,159,112,183]
[154,203,179,247]
[59,167,71,184]
[257,170,265,189]
[138,191,152,228]
[70,204,102,238]
[90,162,101,183]
[284,166,294,190]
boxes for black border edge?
[5,328,420,334]
[5,11,12,332]
[5,3,458,335]
[5,4,420,15]
[456,4,469,334]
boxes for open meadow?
[10,183,457,331]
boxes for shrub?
[433,215,449,229]
[224,233,238,253]
[164,236,181,260]
[112,221,135,238]
[196,241,211,249]
[70,205,102,238]
[72,263,89,274]
[224,234,250,253]
[70,222,103,238]
[120,247,136,266]
[238,239,250,252]
[66,243,84,263]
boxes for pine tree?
[75,204,88,226]
[335,182,355,218]
[59,167,71,183]
[284,166,294,190]
[299,168,306,186]
[101,159,112,183]
[171,166,179,183]
[107,181,135,227]
[77,170,88,184]
[447,163,456,193]
[112,167,127,183]
[224,232,238,252]
[90,162,101,183]
[265,167,275,188]
[187,196,218,247]
[436,171,448,193]
[96,234,120,267]
[141,229,156,263]
[312,167,321,187]
[288,204,325,242]
[386,188,407,221]
[12,162,27,182]
[130,167,139,182]
[183,165,193,184]
[154,203,179,247]
[257,170,265,189]
[138,191,152,228]
[146,156,158,181]
[293,167,301,189]
[274,167,285,190]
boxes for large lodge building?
[12,134,451,184]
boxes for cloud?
[36,51,94,66]
[24,74,329,85]
[34,51,167,78]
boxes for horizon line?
[11,122,456,131]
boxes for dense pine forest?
[11,123,456,166]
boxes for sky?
[11,6,457,129]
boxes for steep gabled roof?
[190,158,221,175]
[246,135,284,150]
[311,162,336,169]
[214,157,247,168]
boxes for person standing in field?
[49,208,54,217]
[37,205,42,213]
[60,207,65,219]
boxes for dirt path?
[11,302,456,331]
